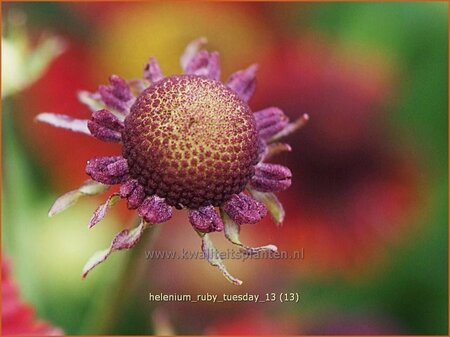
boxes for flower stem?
[80,221,161,334]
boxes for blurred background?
[2,2,448,335]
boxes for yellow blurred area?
[91,2,275,81]
[10,198,124,294]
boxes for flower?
[255,37,418,275]
[305,313,402,335]
[2,258,63,336]
[205,311,299,335]
[37,38,307,284]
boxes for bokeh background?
[2,2,448,335]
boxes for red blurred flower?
[205,311,298,335]
[19,41,116,190]
[205,310,401,335]
[2,258,63,336]
[305,313,402,334]
[254,35,419,276]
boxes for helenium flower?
[37,38,308,284]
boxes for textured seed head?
[122,75,259,209]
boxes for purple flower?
[37,38,307,284]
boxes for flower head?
[37,38,306,284]
[122,75,259,209]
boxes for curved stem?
[80,222,161,334]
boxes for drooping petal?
[254,107,289,141]
[87,109,124,142]
[87,122,121,142]
[262,142,292,161]
[180,37,208,71]
[226,64,258,102]
[119,179,145,209]
[88,193,121,229]
[250,163,292,193]
[127,185,145,209]
[220,209,277,255]
[82,220,149,278]
[91,109,124,131]
[223,193,267,225]
[268,113,310,143]
[78,90,105,112]
[48,180,109,217]
[138,196,172,224]
[119,179,138,198]
[35,113,90,135]
[144,57,164,84]
[189,206,224,233]
[98,75,134,114]
[248,188,285,226]
[85,156,129,185]
[200,233,242,285]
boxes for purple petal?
[180,37,208,71]
[268,113,310,143]
[138,196,172,224]
[87,121,122,142]
[48,180,109,216]
[220,209,277,255]
[226,64,258,102]
[86,156,129,185]
[185,50,209,76]
[184,50,221,80]
[189,206,224,233]
[250,163,292,193]
[120,179,146,209]
[88,193,120,229]
[98,75,134,114]
[248,189,285,226]
[109,75,133,101]
[207,51,221,80]
[35,113,90,135]
[82,220,148,278]
[98,86,128,114]
[144,57,164,84]
[254,107,289,141]
[119,179,139,198]
[107,158,129,176]
[127,184,145,209]
[200,233,242,285]
[222,193,267,225]
[91,109,124,131]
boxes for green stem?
[80,223,161,334]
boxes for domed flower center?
[122,75,259,209]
